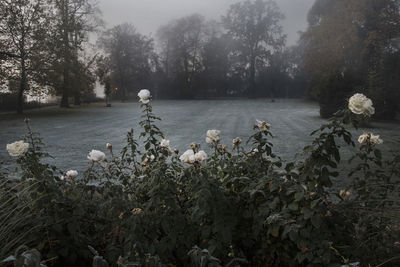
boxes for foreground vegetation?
[1,92,400,266]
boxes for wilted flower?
[138,89,151,104]
[194,150,207,162]
[179,149,195,164]
[132,208,143,215]
[6,141,29,157]
[256,120,271,131]
[60,176,66,181]
[160,139,170,149]
[348,93,375,116]
[66,170,78,179]
[339,190,351,200]
[301,247,309,254]
[173,148,179,154]
[232,137,242,148]
[142,155,155,170]
[263,156,271,162]
[358,133,383,145]
[370,134,383,145]
[206,129,220,144]
[87,149,106,162]
[190,142,200,150]
[219,144,227,152]
[119,212,124,219]
[106,143,112,149]
[249,148,259,156]
[326,210,332,217]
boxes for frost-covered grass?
[1,99,399,174]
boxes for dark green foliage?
[301,0,400,119]
[2,101,400,266]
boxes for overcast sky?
[97,0,315,46]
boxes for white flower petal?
[6,141,29,157]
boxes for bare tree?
[99,24,155,101]
[0,0,50,113]
[50,0,101,107]
[222,0,286,97]
[157,14,205,98]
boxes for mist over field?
[97,0,315,45]
[1,1,400,266]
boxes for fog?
[98,0,315,45]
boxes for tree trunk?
[249,54,256,98]
[60,0,70,108]
[17,57,27,114]
[60,67,69,107]
[74,91,81,105]
[17,75,26,114]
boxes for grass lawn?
[1,99,399,179]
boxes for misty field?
[1,99,399,174]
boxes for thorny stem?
[25,119,36,150]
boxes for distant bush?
[1,91,400,266]
[0,93,55,112]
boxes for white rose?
[160,139,170,149]
[179,149,195,164]
[206,129,220,144]
[66,170,78,179]
[370,134,383,145]
[358,133,383,145]
[194,150,207,162]
[256,120,271,131]
[87,149,106,162]
[6,140,29,157]
[348,93,375,116]
[358,133,369,144]
[138,89,151,104]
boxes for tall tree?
[157,14,205,98]
[0,0,50,113]
[201,21,232,97]
[50,0,100,107]
[99,24,155,101]
[222,0,286,97]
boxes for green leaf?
[271,227,280,237]
[288,202,299,211]
[311,215,321,228]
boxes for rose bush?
[1,92,400,267]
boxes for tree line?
[1,0,399,119]
[0,0,101,114]
[96,1,301,102]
